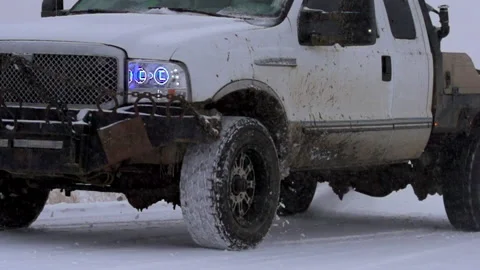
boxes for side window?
[383,0,417,40]
[298,0,377,47]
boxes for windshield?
[70,0,288,18]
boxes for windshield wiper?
[68,9,130,15]
[147,7,234,18]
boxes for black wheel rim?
[230,151,256,218]
[228,147,269,227]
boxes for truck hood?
[0,13,260,59]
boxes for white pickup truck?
[0,0,479,251]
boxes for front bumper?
[0,104,220,177]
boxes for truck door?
[288,0,394,169]
[380,0,434,162]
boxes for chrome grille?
[0,53,118,106]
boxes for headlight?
[127,60,190,102]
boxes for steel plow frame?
[0,54,221,177]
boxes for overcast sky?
[0,0,478,65]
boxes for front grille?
[0,53,119,106]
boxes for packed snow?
[1,184,479,269]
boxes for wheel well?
[209,89,289,161]
[443,108,480,134]
[470,111,480,130]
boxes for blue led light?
[128,70,133,84]
[135,68,147,84]
[153,67,170,86]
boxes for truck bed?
[442,52,480,95]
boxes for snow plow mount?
[0,54,221,176]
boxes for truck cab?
[0,0,479,251]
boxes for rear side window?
[383,0,417,40]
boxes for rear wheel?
[180,117,280,250]
[277,172,317,216]
[443,132,480,231]
[0,179,49,230]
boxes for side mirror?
[41,0,65,17]
[298,7,376,47]
[438,5,450,39]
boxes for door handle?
[382,55,392,82]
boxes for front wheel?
[443,133,480,231]
[0,180,50,230]
[180,117,280,250]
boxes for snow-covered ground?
[1,184,478,270]
[46,190,124,205]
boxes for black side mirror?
[41,0,65,17]
[438,5,450,39]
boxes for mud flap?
[97,116,153,166]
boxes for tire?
[0,180,49,230]
[180,117,280,250]
[443,133,480,231]
[277,173,317,217]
